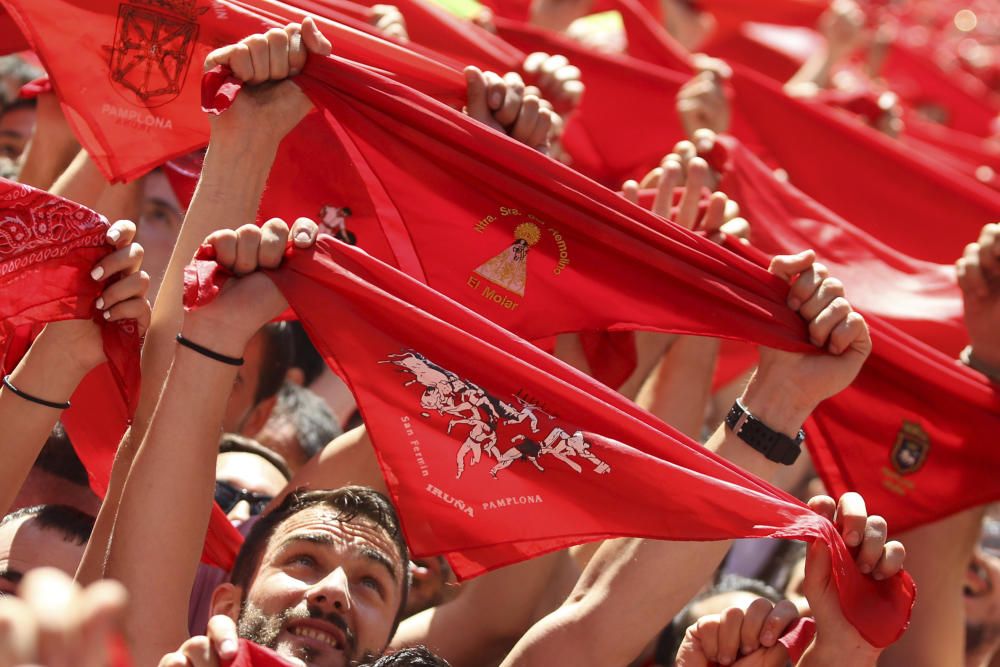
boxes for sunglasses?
[215,480,273,517]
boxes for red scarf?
[3,0,465,183]
[0,178,141,492]
[185,236,915,648]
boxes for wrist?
[181,310,254,360]
[740,372,815,438]
[807,634,880,666]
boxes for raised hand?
[819,0,866,61]
[675,598,798,667]
[677,69,731,138]
[183,218,319,358]
[0,568,127,667]
[464,67,555,153]
[204,17,332,141]
[522,52,584,114]
[41,219,150,375]
[370,4,409,41]
[798,493,904,664]
[957,222,1000,376]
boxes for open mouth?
[288,622,350,653]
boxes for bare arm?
[0,222,148,516]
[502,251,875,667]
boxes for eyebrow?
[0,130,25,141]
[144,197,182,216]
[277,534,399,585]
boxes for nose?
[228,500,251,526]
[306,566,352,614]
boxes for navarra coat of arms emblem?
[890,421,930,475]
[107,0,206,108]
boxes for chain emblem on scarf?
[381,350,611,484]
[106,0,206,108]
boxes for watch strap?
[725,398,804,465]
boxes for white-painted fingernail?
[91,266,104,280]
[220,639,238,656]
[96,297,105,310]
[103,310,111,320]
[107,228,121,243]
[295,231,310,243]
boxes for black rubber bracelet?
[2,374,71,410]
[175,334,245,366]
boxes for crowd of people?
[0,0,998,665]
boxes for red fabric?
[727,239,1000,535]
[0,178,142,505]
[204,61,816,356]
[602,3,1000,265]
[223,640,293,667]
[879,39,1000,137]
[185,236,915,648]
[728,66,1000,265]
[3,0,464,183]
[0,7,29,56]
[18,75,51,100]
[698,0,826,46]
[777,617,816,664]
[716,136,966,358]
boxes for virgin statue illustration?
[473,222,541,297]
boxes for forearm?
[0,328,91,514]
[17,134,80,191]
[504,371,807,666]
[48,150,109,208]
[135,130,278,433]
[617,332,677,400]
[106,324,247,666]
[635,335,719,438]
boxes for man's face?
[136,170,184,301]
[222,332,267,435]
[215,452,288,527]
[0,105,36,160]
[0,516,85,596]
[238,505,405,667]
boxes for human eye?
[285,552,318,569]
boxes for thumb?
[803,539,833,606]
[301,16,332,56]
[464,66,490,123]
[769,249,816,282]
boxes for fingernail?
[761,632,775,645]
[846,531,861,547]
[490,91,502,107]
[873,573,885,581]
[787,296,801,310]
[96,297,105,310]
[295,230,311,244]
[860,563,872,574]
[103,310,111,320]
[91,266,104,280]
[107,228,120,243]
[743,645,754,655]
[221,639,238,656]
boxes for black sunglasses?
[215,480,273,517]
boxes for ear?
[210,582,244,621]
[241,395,279,437]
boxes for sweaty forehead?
[264,505,402,572]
